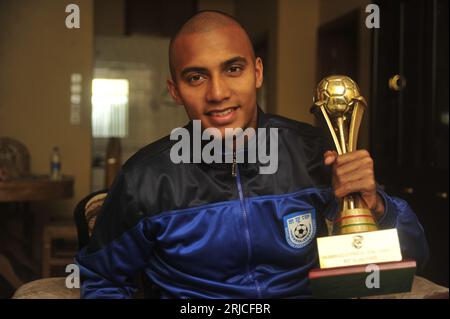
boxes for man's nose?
[206,75,231,103]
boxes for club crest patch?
[283,210,316,249]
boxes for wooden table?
[0,175,74,290]
[0,175,74,202]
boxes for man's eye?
[228,66,243,73]
[188,74,205,84]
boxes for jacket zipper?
[232,151,237,177]
[233,152,262,298]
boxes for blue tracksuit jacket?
[76,109,428,298]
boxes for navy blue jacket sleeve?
[375,188,429,271]
[75,171,153,299]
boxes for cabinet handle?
[389,74,406,91]
[403,187,414,195]
[436,192,448,199]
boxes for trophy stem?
[335,117,376,234]
[347,196,355,209]
[337,117,347,154]
[337,116,356,211]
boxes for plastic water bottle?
[50,146,62,180]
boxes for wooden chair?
[41,223,78,278]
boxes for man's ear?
[167,78,184,105]
[255,57,264,89]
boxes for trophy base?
[309,259,417,298]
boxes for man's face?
[168,25,263,138]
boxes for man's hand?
[324,149,385,219]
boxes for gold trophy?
[312,75,377,235]
[308,75,416,298]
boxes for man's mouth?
[205,106,240,117]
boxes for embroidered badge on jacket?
[283,210,316,248]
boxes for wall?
[94,0,126,36]
[275,0,320,124]
[0,0,94,218]
[197,0,235,15]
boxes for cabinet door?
[372,0,448,286]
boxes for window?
[91,79,129,138]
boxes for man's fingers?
[334,157,374,177]
[324,150,338,165]
[335,168,374,186]
[334,150,371,167]
[334,178,376,198]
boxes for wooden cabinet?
[372,0,448,286]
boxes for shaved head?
[169,10,255,80]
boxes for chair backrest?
[73,190,108,250]
[0,137,30,179]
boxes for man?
[76,11,428,298]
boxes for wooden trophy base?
[309,259,416,298]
